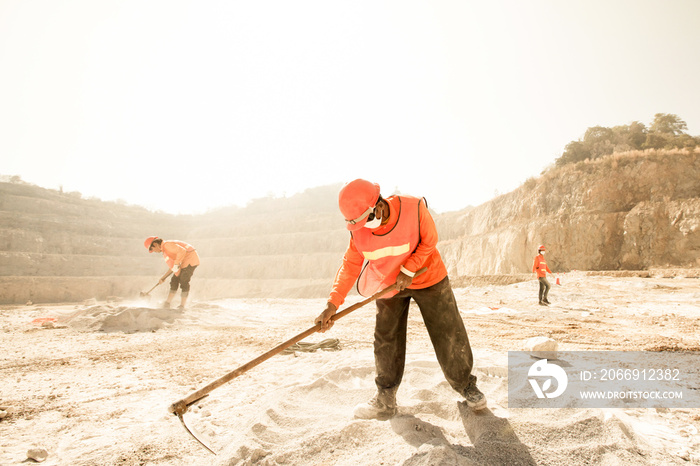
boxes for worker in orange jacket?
[533,245,553,306]
[315,179,486,419]
[144,236,200,309]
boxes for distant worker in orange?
[144,236,200,309]
[315,179,486,420]
[533,245,553,306]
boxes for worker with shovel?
[144,236,200,309]
[316,179,486,420]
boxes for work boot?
[178,292,189,310]
[538,301,547,306]
[543,298,551,305]
[163,291,176,309]
[353,388,398,420]
[463,376,487,410]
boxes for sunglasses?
[346,197,383,226]
[367,208,378,222]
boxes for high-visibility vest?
[533,255,550,277]
[352,195,421,297]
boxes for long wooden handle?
[147,283,160,294]
[168,267,427,415]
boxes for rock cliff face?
[1,149,698,304]
[437,149,700,275]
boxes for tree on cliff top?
[555,113,699,167]
[650,113,688,136]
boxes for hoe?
[168,268,427,454]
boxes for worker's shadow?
[391,404,536,465]
[456,402,536,465]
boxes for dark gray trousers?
[169,265,197,292]
[538,277,551,302]
[373,276,475,395]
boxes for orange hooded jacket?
[328,195,447,308]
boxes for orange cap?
[144,236,158,252]
[338,179,380,231]
[538,245,546,251]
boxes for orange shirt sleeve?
[532,256,539,273]
[328,238,365,309]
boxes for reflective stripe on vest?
[352,195,422,297]
[361,243,411,261]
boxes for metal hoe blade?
[177,412,217,455]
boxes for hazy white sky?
[2,0,699,214]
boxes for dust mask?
[364,213,382,229]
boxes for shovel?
[168,267,427,454]
[140,271,173,297]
